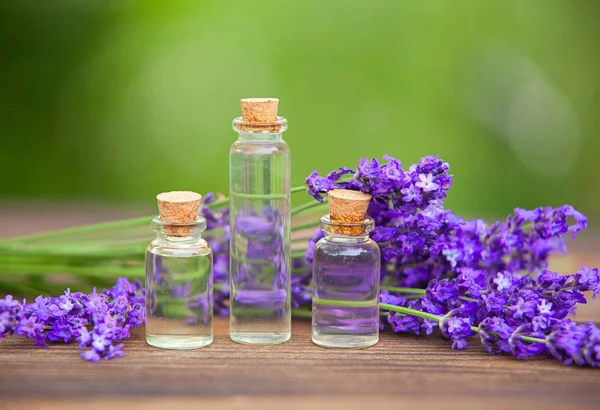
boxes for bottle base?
[230,332,291,345]
[146,334,213,350]
[312,334,378,349]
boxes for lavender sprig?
[305,155,587,288]
[1,278,145,362]
[379,265,600,366]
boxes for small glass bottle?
[145,191,213,349]
[229,98,291,345]
[312,189,380,349]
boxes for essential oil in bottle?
[312,189,380,349]
[229,98,291,345]
[145,191,214,349]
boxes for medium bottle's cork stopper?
[156,191,202,236]
[327,189,372,235]
[239,98,281,131]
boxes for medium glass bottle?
[312,191,380,349]
[229,98,291,345]
[145,191,213,349]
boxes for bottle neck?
[237,132,283,143]
[319,215,375,243]
[151,216,206,245]
[155,231,202,244]
[323,231,370,243]
[232,115,288,143]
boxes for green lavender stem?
[381,286,426,295]
[291,220,320,232]
[291,201,328,217]
[379,302,442,322]
[0,263,143,278]
[312,297,377,308]
[380,286,477,302]
[7,186,305,246]
[379,303,548,344]
[291,250,307,259]
[13,216,153,244]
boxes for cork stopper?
[239,98,281,131]
[156,191,202,236]
[327,189,372,235]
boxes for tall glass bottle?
[145,191,213,349]
[312,189,380,349]
[229,98,291,345]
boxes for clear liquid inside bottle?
[312,216,380,349]
[229,117,291,344]
[145,217,213,349]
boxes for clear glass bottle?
[312,215,380,349]
[145,216,213,349]
[229,103,291,345]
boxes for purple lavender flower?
[113,294,130,314]
[0,295,22,342]
[575,265,600,297]
[537,299,553,316]
[77,326,91,348]
[509,325,547,359]
[81,349,101,362]
[401,184,420,203]
[356,158,382,179]
[543,319,600,367]
[531,315,550,331]
[16,316,44,340]
[104,343,125,361]
[305,170,334,202]
[492,272,514,292]
[508,297,536,319]
[305,229,325,263]
[291,274,312,308]
[128,303,145,327]
[415,173,439,192]
[441,316,475,350]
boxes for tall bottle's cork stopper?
[239,98,281,131]
[327,189,372,235]
[156,191,202,236]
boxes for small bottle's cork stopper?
[239,98,281,131]
[156,191,202,236]
[327,189,372,235]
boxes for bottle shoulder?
[230,139,290,155]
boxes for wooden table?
[1,204,599,409]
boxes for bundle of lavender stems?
[1,154,599,366]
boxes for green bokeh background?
[1,0,598,220]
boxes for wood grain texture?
[1,205,599,409]
[2,318,600,409]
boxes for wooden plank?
[2,396,599,410]
[1,318,600,408]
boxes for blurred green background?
[1,0,599,220]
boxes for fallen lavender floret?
[0,278,145,362]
